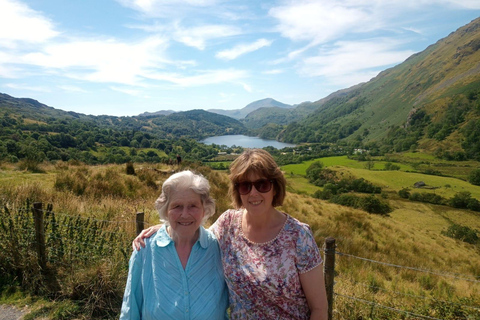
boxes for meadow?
[0,154,479,319]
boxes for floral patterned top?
[210,209,322,320]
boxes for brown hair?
[228,149,286,209]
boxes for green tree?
[468,169,480,186]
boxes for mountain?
[0,93,90,120]
[243,85,362,130]
[138,110,175,117]
[208,98,292,119]
[278,17,480,160]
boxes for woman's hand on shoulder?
[132,224,162,251]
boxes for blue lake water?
[200,135,296,149]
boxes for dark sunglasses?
[235,179,274,195]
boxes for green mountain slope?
[0,93,248,164]
[278,17,480,159]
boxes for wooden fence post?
[136,212,145,236]
[324,237,336,320]
[33,202,47,272]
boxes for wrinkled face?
[167,188,204,239]
[238,172,275,214]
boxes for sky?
[0,0,479,117]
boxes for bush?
[384,162,400,170]
[468,169,480,186]
[450,191,474,209]
[330,194,391,215]
[360,195,392,215]
[442,224,479,244]
[125,162,135,175]
[398,188,411,199]
[409,192,446,205]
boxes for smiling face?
[167,188,205,240]
[239,172,275,215]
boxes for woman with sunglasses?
[133,149,328,320]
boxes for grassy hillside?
[1,157,479,319]
[277,17,480,160]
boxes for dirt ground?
[0,305,26,320]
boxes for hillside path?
[0,305,26,320]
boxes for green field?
[282,155,480,199]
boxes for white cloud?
[58,85,87,93]
[20,36,170,85]
[173,23,241,50]
[116,0,217,17]
[110,86,141,95]
[269,1,377,45]
[263,69,284,75]
[144,68,248,87]
[216,39,273,60]
[241,82,252,92]
[299,39,415,86]
[6,82,51,92]
[0,0,58,46]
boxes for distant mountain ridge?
[207,98,292,119]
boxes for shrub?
[399,188,411,199]
[125,162,135,175]
[349,178,381,193]
[409,192,446,205]
[360,195,392,215]
[384,162,400,170]
[330,194,391,215]
[450,191,473,209]
[468,169,480,186]
[442,224,479,244]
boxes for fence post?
[324,237,336,320]
[33,202,47,272]
[136,212,145,236]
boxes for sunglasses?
[235,179,274,195]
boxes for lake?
[200,135,296,149]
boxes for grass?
[282,155,480,199]
[1,154,480,319]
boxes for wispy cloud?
[19,36,170,85]
[58,85,88,93]
[298,39,415,86]
[110,86,141,95]
[116,0,218,18]
[269,1,377,45]
[173,23,241,50]
[0,0,58,47]
[6,82,51,92]
[216,39,273,60]
[263,69,284,75]
[144,68,248,87]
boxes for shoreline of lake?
[200,134,296,149]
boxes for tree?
[468,169,480,186]
[306,161,324,184]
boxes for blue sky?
[0,0,479,116]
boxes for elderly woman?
[120,170,229,320]
[134,149,328,320]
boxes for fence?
[5,202,480,319]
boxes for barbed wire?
[336,251,480,283]
[335,293,444,320]
[39,209,144,225]
[353,281,480,311]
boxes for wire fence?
[324,239,480,319]
[1,201,479,320]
